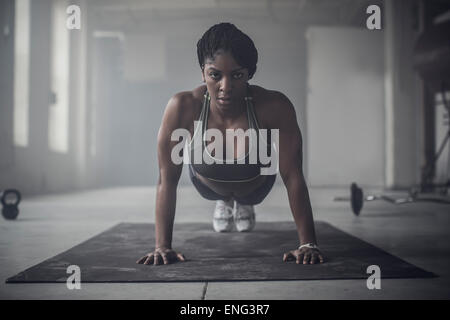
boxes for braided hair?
[197,23,258,79]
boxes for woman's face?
[201,50,249,111]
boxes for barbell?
[334,183,450,215]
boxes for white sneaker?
[233,202,256,232]
[213,199,234,232]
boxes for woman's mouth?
[217,97,232,105]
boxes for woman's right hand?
[136,247,186,266]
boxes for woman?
[137,23,324,266]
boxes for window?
[48,0,70,153]
[13,0,30,147]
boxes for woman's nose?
[219,76,232,93]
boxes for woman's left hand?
[283,247,325,264]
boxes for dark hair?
[197,22,258,79]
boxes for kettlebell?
[1,189,21,220]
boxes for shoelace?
[215,201,233,218]
[235,204,254,219]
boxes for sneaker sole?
[213,219,234,232]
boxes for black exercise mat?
[6,221,436,283]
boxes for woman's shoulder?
[169,85,206,110]
[249,85,296,127]
[164,86,206,129]
[250,85,291,106]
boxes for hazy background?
[1,0,449,195]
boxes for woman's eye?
[209,72,220,79]
[208,72,243,80]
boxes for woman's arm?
[137,93,191,265]
[155,95,184,250]
[270,92,324,264]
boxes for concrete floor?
[1,185,449,299]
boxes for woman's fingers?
[144,254,154,265]
[153,253,162,265]
[143,249,327,266]
[136,255,147,264]
[309,251,325,264]
[138,251,186,266]
[318,252,325,263]
[303,251,312,264]
[283,251,295,262]
[283,249,325,265]
[296,252,305,264]
[161,252,170,265]
[162,251,185,264]
[310,253,318,264]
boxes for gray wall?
[384,0,423,189]
[306,27,385,187]
[0,0,430,195]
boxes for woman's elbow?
[157,168,182,187]
[281,168,306,189]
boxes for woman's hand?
[283,247,325,265]
[136,247,186,266]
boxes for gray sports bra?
[189,86,275,182]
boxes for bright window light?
[48,0,70,153]
[13,0,30,147]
